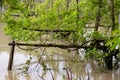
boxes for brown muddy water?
[0,23,120,80]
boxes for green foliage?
[85,48,108,67]
[2,0,119,44]
[106,30,120,50]
[92,31,103,40]
[91,31,108,40]
[2,0,120,40]
[2,0,120,68]
[41,62,47,71]
[22,56,32,73]
[1,0,85,42]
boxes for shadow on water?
[0,23,120,80]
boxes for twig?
[35,47,46,71]
[25,0,33,9]
[49,68,54,80]
[37,72,45,80]
[17,45,41,51]
[87,68,90,80]
[68,68,72,80]
[63,68,71,80]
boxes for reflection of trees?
[5,71,45,80]
[5,71,17,80]
[32,47,88,79]
[4,46,120,80]
[14,45,119,80]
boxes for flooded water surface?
[0,23,120,80]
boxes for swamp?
[0,0,120,80]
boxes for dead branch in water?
[9,42,90,49]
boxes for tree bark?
[8,41,15,70]
[95,0,102,31]
[110,0,115,31]
[104,55,113,70]
[104,0,115,70]
[0,0,2,11]
[118,12,120,30]
[66,0,70,10]
[76,0,79,26]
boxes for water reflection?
[0,51,9,70]
[2,63,120,80]
[0,48,120,80]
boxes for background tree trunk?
[110,0,115,31]
[94,0,102,31]
[0,0,2,11]
[119,11,120,30]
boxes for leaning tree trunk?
[66,0,70,10]
[94,0,102,31]
[118,10,120,30]
[104,0,115,70]
[0,0,2,11]
[76,0,79,26]
[105,55,113,70]
[110,0,115,31]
